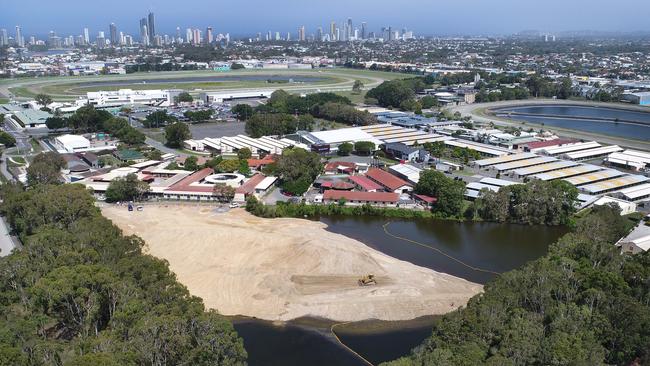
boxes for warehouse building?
[444,139,510,157]
[563,169,626,186]
[465,177,519,199]
[615,183,650,202]
[605,149,650,171]
[493,156,558,173]
[474,152,537,168]
[540,141,601,156]
[563,145,623,161]
[388,164,423,185]
[579,174,649,195]
[513,160,579,177]
[533,164,603,181]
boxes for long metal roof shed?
[563,169,626,186]
[533,164,602,181]
[579,175,649,195]
[564,145,623,161]
[513,160,579,177]
[493,156,558,172]
[474,152,537,167]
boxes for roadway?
[448,99,650,151]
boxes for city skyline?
[4,0,650,38]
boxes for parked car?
[229,202,240,208]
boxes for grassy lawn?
[376,156,399,166]
[0,98,8,104]
[313,118,348,131]
[333,90,368,105]
[8,86,37,98]
[143,129,166,143]
[30,139,43,153]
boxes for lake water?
[493,104,650,140]
[234,216,568,365]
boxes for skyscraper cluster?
[139,12,156,46]
[255,18,413,43]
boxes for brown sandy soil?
[101,205,483,322]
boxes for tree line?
[46,106,145,146]
[0,182,247,365]
[383,204,650,366]
[235,90,377,137]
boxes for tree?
[175,92,193,104]
[354,141,375,156]
[415,170,465,217]
[35,93,53,107]
[245,113,297,138]
[183,156,199,171]
[213,184,235,202]
[0,131,16,147]
[0,184,247,364]
[420,95,438,109]
[45,116,68,131]
[366,80,416,108]
[232,104,254,121]
[276,148,322,195]
[216,159,240,173]
[352,80,364,94]
[230,63,245,70]
[26,152,65,186]
[337,142,353,156]
[105,173,150,202]
[144,110,176,128]
[164,122,191,148]
[237,148,252,160]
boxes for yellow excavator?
[358,274,377,286]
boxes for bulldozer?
[358,274,377,286]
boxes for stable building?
[365,168,413,193]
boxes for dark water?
[234,216,567,365]
[493,105,650,140]
[233,320,365,366]
[75,75,325,88]
[321,216,568,284]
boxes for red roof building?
[234,173,267,202]
[414,194,437,207]
[524,138,577,151]
[365,168,412,193]
[324,161,356,175]
[348,175,383,192]
[323,190,399,206]
[166,168,214,193]
[247,155,277,170]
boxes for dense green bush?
[0,183,247,365]
[383,204,650,365]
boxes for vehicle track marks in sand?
[102,205,482,322]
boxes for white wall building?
[54,134,90,153]
[86,89,182,107]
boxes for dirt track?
[102,205,482,322]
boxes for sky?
[2,0,650,38]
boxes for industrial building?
[615,183,650,202]
[512,160,579,177]
[563,145,623,161]
[465,177,519,199]
[492,156,558,173]
[605,149,650,171]
[444,139,510,157]
[621,91,650,105]
[196,135,308,156]
[533,164,603,181]
[360,124,452,146]
[540,141,601,156]
[199,90,275,104]
[474,152,537,168]
[563,169,625,186]
[578,174,649,195]
[388,164,422,185]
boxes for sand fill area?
[102,205,482,321]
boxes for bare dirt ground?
[102,205,482,322]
